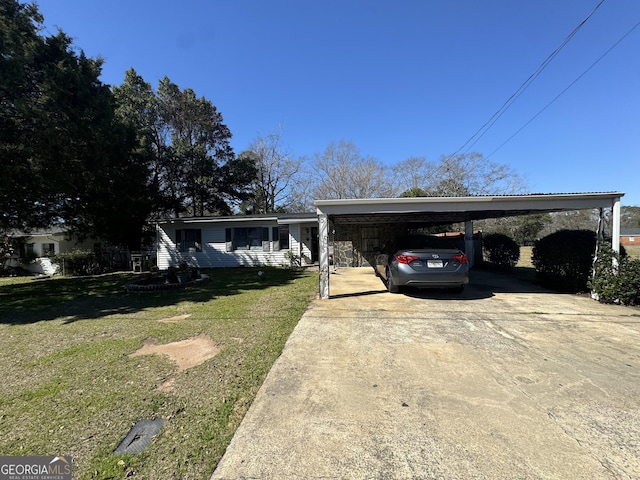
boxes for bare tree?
[436,153,526,195]
[311,140,398,199]
[244,126,303,213]
[396,152,527,197]
[392,156,432,191]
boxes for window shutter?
[225,228,233,252]
[272,227,280,251]
[175,229,182,252]
[195,229,202,251]
[262,227,270,252]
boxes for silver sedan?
[374,234,469,293]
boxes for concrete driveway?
[212,267,640,479]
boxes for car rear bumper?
[392,265,470,288]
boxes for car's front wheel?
[386,269,400,293]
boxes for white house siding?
[8,232,95,275]
[292,224,314,264]
[157,219,317,270]
[25,257,59,275]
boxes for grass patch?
[516,246,534,268]
[510,246,537,283]
[0,267,318,479]
[479,246,538,285]
[626,246,640,259]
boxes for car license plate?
[427,260,443,268]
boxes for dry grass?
[517,246,534,268]
[626,245,640,259]
[0,267,318,479]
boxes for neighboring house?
[7,228,63,275]
[621,228,640,246]
[156,213,319,270]
[5,228,100,275]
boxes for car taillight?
[452,253,468,264]
[395,254,421,264]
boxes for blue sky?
[35,0,639,206]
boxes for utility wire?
[486,18,640,160]
[450,0,606,157]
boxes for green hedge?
[52,249,104,276]
[590,244,640,306]
[532,230,596,292]
[482,233,520,269]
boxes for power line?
[486,18,640,160]
[450,0,606,157]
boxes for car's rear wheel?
[386,269,400,293]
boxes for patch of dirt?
[158,313,192,323]
[129,334,221,392]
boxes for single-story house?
[621,228,640,246]
[3,229,133,275]
[156,213,319,270]
[156,212,483,271]
[3,227,96,275]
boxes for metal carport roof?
[314,192,625,299]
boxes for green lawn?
[0,268,318,479]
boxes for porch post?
[318,210,330,299]
[465,220,475,268]
[612,197,621,253]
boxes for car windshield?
[396,235,455,250]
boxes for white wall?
[157,221,317,269]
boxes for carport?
[315,192,624,299]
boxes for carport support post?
[465,221,475,268]
[318,212,330,299]
[612,197,621,253]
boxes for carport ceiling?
[329,210,535,226]
[315,192,625,226]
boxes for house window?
[176,229,202,252]
[629,237,635,242]
[224,227,273,251]
[231,227,267,251]
[271,226,289,251]
[42,243,55,256]
[26,243,35,256]
[279,225,290,250]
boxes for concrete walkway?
[212,267,640,479]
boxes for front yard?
[0,268,318,479]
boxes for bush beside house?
[590,244,640,306]
[482,233,520,269]
[532,230,597,293]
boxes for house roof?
[621,228,640,236]
[160,193,627,229]
[314,192,625,226]
[160,212,317,226]
[7,226,67,237]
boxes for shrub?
[590,244,640,306]
[284,250,301,269]
[482,233,520,269]
[52,249,104,276]
[532,230,596,292]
